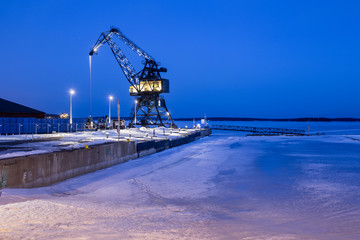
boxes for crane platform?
[212,124,305,136]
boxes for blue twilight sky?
[1,0,360,118]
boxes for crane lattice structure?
[90,27,175,128]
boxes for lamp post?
[108,95,113,125]
[134,99,138,128]
[70,89,75,126]
[117,99,120,140]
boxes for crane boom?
[110,28,154,61]
[105,35,139,88]
[89,27,157,91]
[90,30,140,90]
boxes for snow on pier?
[0,127,198,160]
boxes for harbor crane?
[89,27,175,128]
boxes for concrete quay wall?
[0,129,211,188]
[137,128,212,157]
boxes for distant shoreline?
[173,117,360,122]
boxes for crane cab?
[129,79,169,96]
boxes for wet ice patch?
[296,179,351,205]
[230,142,242,149]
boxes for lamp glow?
[108,95,113,124]
[69,89,75,126]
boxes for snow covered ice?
[1,123,360,239]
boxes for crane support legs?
[129,94,176,128]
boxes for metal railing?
[0,118,87,135]
[212,124,305,135]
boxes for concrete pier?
[0,129,211,188]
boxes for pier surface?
[0,128,211,188]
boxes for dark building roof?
[0,98,45,118]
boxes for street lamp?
[69,89,75,125]
[108,95,113,125]
[134,99,138,127]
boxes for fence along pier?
[212,124,305,136]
